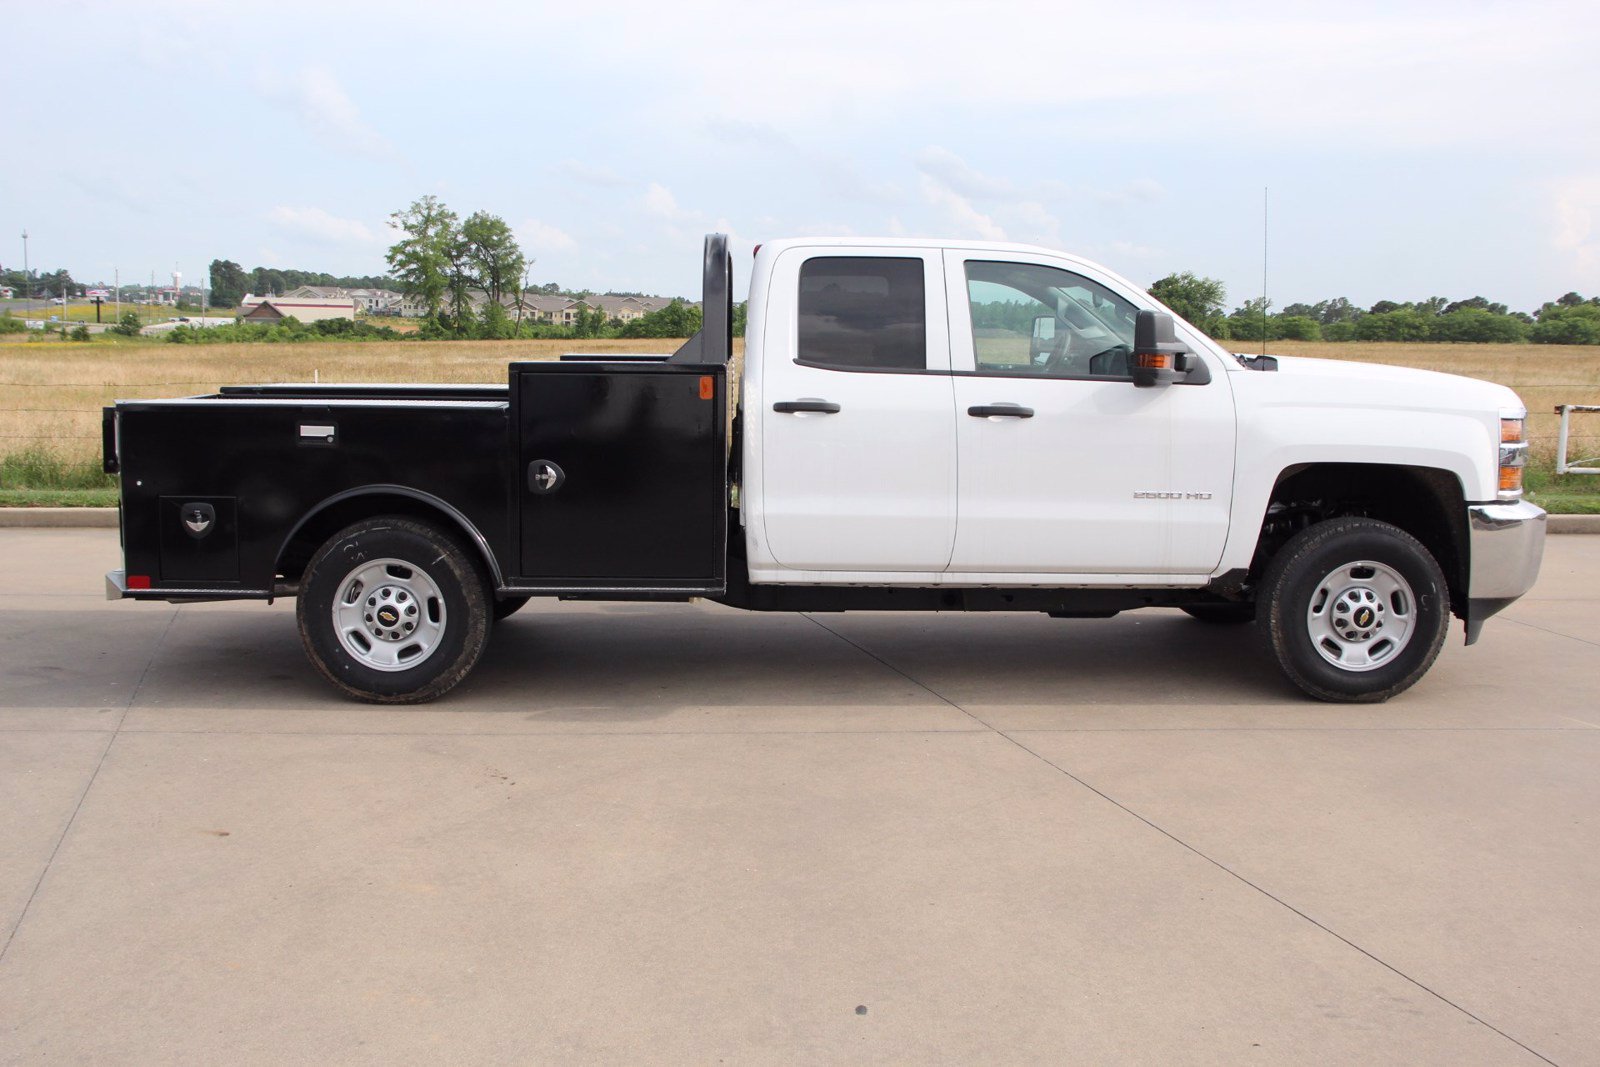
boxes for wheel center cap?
[376,605,400,627]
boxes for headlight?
[1498,414,1527,498]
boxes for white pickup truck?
[103,234,1546,704]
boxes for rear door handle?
[773,399,841,414]
[967,403,1034,418]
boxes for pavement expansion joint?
[797,611,1562,1067]
[1502,616,1600,650]
[0,608,178,965]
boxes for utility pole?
[20,230,29,321]
[115,267,120,320]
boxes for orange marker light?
[699,376,714,401]
[1499,466,1523,493]
[1501,418,1524,443]
[1134,352,1173,371]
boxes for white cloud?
[919,175,1007,242]
[258,66,394,158]
[517,218,577,252]
[1550,176,1600,287]
[642,182,685,219]
[915,147,1014,200]
[267,206,378,245]
[555,159,631,188]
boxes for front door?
[943,250,1235,575]
[756,249,958,573]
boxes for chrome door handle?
[967,403,1034,418]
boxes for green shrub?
[110,311,143,337]
[1531,305,1600,345]
[69,324,91,342]
[0,447,116,490]
[0,314,25,334]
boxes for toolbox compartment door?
[513,362,726,588]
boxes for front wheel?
[1258,517,1450,703]
[297,517,491,703]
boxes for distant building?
[0,286,14,300]
[502,292,673,325]
[283,285,402,315]
[239,296,357,324]
[587,294,664,322]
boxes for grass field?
[0,337,1596,509]
[0,300,202,326]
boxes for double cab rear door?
[755,244,1236,581]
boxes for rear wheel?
[1258,517,1449,703]
[297,516,490,703]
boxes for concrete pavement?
[1,530,1596,1064]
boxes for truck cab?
[104,234,1546,705]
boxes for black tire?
[1258,517,1450,703]
[296,516,491,704]
[1181,602,1256,625]
[492,595,531,622]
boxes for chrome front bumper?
[1463,500,1547,642]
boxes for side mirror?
[1132,309,1191,388]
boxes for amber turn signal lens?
[1499,466,1524,493]
[1134,352,1172,370]
[1501,418,1524,443]
[699,375,714,400]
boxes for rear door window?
[797,257,926,371]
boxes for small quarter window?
[798,257,926,371]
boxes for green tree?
[251,267,286,296]
[1226,297,1274,342]
[461,211,526,306]
[1276,315,1321,340]
[1355,308,1431,341]
[1149,272,1226,330]
[386,195,459,321]
[1443,296,1508,316]
[208,259,248,308]
[1530,304,1600,344]
[110,311,142,337]
[480,299,515,339]
[1430,308,1528,343]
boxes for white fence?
[1556,405,1600,475]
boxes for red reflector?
[127,574,151,589]
[699,376,714,400]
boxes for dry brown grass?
[0,338,720,462]
[1,337,1593,465]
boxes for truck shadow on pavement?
[0,603,1294,715]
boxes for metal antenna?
[1261,187,1269,357]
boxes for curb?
[0,508,118,528]
[1547,513,1600,534]
[3,508,1600,533]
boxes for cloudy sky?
[3,0,1597,311]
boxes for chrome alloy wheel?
[1305,559,1416,672]
[331,557,447,672]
